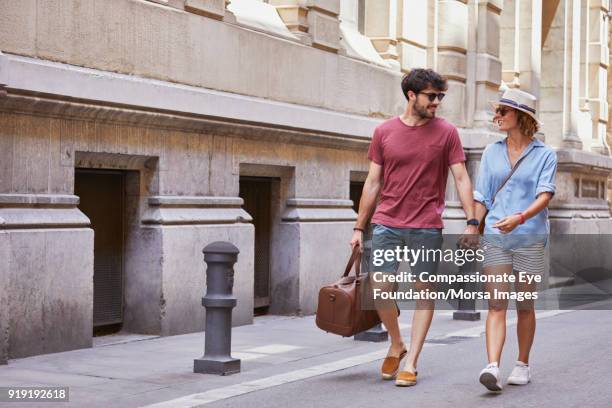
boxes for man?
[350,68,479,387]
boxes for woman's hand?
[493,214,521,234]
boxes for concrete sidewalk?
[0,308,577,408]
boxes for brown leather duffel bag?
[315,248,382,337]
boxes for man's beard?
[414,100,434,119]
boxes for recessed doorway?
[75,169,125,335]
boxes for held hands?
[493,214,522,234]
[350,230,363,253]
[459,225,480,249]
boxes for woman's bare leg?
[515,280,537,364]
[484,264,512,364]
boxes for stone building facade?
[1,0,611,362]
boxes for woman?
[473,88,557,392]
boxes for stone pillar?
[541,0,583,148]
[540,0,562,146]
[0,195,93,359]
[363,0,400,69]
[140,196,254,334]
[501,0,542,98]
[437,0,469,127]
[519,0,543,98]
[396,0,429,72]
[441,0,471,228]
[563,0,584,149]
[467,0,503,128]
[500,1,542,103]
[608,14,612,206]
[274,198,356,314]
[500,0,521,88]
[585,0,610,154]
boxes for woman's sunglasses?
[495,107,511,116]
[418,92,446,102]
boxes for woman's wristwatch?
[466,218,479,226]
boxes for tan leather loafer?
[381,349,407,380]
[395,370,417,387]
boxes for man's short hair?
[401,69,448,100]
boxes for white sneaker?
[507,362,531,385]
[479,363,502,391]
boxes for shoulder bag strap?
[491,148,533,204]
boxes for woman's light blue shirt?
[474,137,557,240]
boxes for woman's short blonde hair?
[516,109,539,138]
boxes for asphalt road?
[207,309,612,408]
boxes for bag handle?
[343,247,361,277]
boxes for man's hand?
[493,215,521,234]
[350,230,363,252]
[459,225,480,248]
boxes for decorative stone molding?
[549,148,612,220]
[0,194,79,206]
[0,194,89,229]
[146,0,187,9]
[306,0,341,52]
[556,148,612,171]
[548,203,611,219]
[395,0,428,72]
[338,0,392,67]
[363,0,399,69]
[227,0,299,41]
[184,0,228,20]
[0,51,7,97]
[282,198,356,222]
[0,54,379,147]
[142,196,252,225]
[270,0,309,33]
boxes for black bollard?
[194,241,241,375]
[354,239,389,342]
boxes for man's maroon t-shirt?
[367,116,466,229]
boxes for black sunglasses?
[495,107,511,116]
[417,92,446,102]
[418,91,445,102]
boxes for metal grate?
[93,255,123,325]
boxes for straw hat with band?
[490,88,542,126]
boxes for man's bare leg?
[371,277,405,356]
[378,307,405,356]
